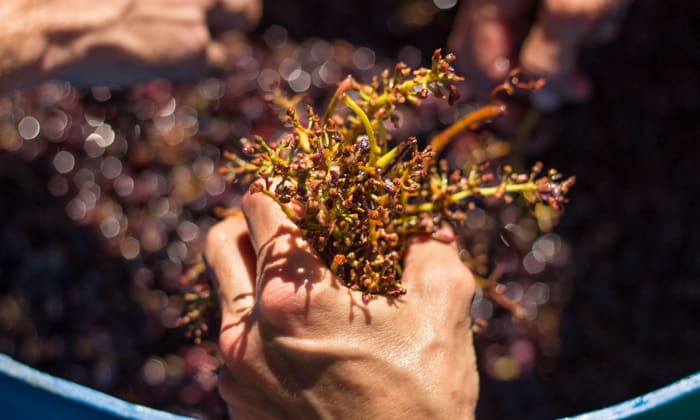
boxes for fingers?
[205,215,256,326]
[240,184,301,256]
[451,0,630,110]
[240,184,335,320]
[520,0,631,110]
[519,2,592,109]
[448,0,534,99]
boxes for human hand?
[0,0,261,90]
[448,0,632,110]
[205,186,479,419]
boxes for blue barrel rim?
[2,352,700,419]
[562,369,700,419]
[0,353,194,420]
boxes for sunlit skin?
[0,0,261,91]
[206,192,479,419]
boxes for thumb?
[240,182,301,256]
[240,182,338,325]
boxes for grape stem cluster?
[218,49,575,303]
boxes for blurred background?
[1,0,700,419]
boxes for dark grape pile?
[0,33,567,418]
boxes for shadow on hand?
[257,223,376,326]
[255,225,343,313]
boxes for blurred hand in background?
[449,0,633,110]
[0,0,261,91]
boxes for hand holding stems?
[205,187,479,419]
[0,0,261,91]
[449,0,633,110]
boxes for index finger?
[240,184,340,326]
[205,215,256,326]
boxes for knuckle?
[257,277,303,325]
[431,260,476,300]
[452,266,476,297]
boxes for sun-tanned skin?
[206,188,479,419]
[0,0,261,91]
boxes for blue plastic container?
[0,354,193,420]
[1,353,699,419]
